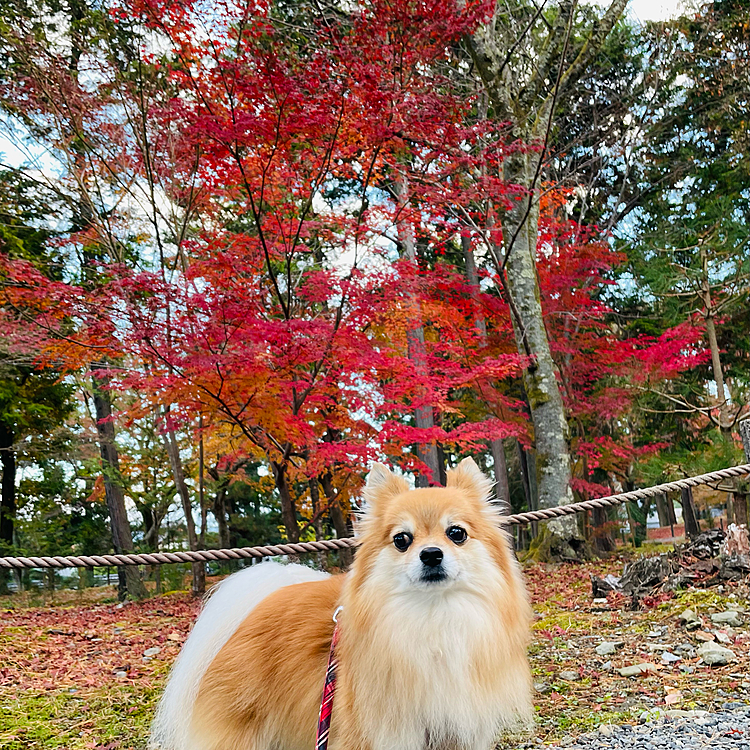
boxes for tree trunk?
[91,367,147,600]
[213,484,231,550]
[0,422,16,594]
[490,439,511,514]
[516,441,538,538]
[463,234,511,511]
[395,171,442,486]
[406,332,441,486]
[309,479,327,569]
[462,233,487,338]
[591,506,616,554]
[0,422,16,549]
[584,455,614,553]
[198,427,207,548]
[320,473,353,569]
[516,440,533,511]
[163,426,205,597]
[271,460,299,543]
[466,0,629,555]
[680,486,701,539]
[501,152,577,540]
[740,418,750,461]
[701,247,732,435]
[738,419,750,527]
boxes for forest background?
[0,0,747,599]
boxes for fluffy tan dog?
[151,458,533,750]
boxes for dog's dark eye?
[446,526,467,545]
[393,532,413,552]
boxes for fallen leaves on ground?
[1,556,748,749]
[0,595,199,691]
[524,557,750,741]
[0,591,200,749]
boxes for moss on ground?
[0,682,162,750]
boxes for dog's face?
[355,459,512,596]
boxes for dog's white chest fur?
[349,591,510,750]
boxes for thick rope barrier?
[1,464,748,570]
[501,463,750,525]
[0,537,359,570]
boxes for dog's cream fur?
[150,458,533,750]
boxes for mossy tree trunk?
[466,0,628,556]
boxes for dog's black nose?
[419,547,444,568]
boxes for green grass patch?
[0,681,163,750]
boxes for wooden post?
[680,486,701,539]
[734,492,748,528]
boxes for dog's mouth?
[420,567,448,583]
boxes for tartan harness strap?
[315,608,342,750]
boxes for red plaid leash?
[316,606,342,750]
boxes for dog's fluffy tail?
[150,561,330,750]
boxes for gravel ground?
[536,703,750,750]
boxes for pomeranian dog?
[151,458,533,750]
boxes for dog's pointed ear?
[446,457,493,502]
[362,463,408,515]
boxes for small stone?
[600,660,612,671]
[598,724,616,736]
[596,641,618,656]
[694,630,715,642]
[697,641,736,666]
[661,651,681,664]
[143,647,161,657]
[714,630,732,644]
[665,709,708,719]
[711,611,743,627]
[559,738,575,747]
[559,670,580,682]
[534,681,551,694]
[679,608,700,623]
[115,670,127,678]
[618,663,659,677]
